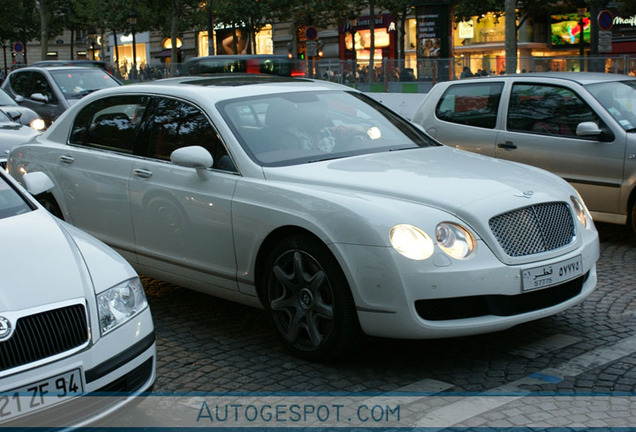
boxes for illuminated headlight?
[97,277,148,335]
[571,194,591,228]
[29,118,46,131]
[390,224,434,260]
[435,222,476,260]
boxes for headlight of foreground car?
[390,222,476,261]
[435,222,476,260]
[390,224,435,260]
[30,118,46,131]
[97,277,148,335]
[571,195,592,229]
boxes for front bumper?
[0,309,156,429]
[333,230,600,340]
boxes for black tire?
[38,193,64,219]
[263,235,360,361]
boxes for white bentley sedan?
[0,169,155,427]
[8,75,599,360]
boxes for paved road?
[128,222,635,428]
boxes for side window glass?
[435,83,503,129]
[148,98,236,172]
[9,72,33,98]
[507,84,598,137]
[69,95,148,154]
[31,73,56,103]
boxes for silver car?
[2,66,121,128]
[412,72,636,234]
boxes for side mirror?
[23,171,55,196]
[171,146,213,169]
[30,93,49,104]
[576,121,614,142]
[14,95,25,103]
[4,110,23,122]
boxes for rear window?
[435,83,503,129]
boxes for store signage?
[458,20,474,39]
[613,15,636,26]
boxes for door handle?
[59,155,75,164]
[133,169,153,178]
[497,141,517,150]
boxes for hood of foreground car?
[263,146,575,223]
[0,209,91,311]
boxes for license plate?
[521,255,583,292]
[0,369,84,422]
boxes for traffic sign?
[597,10,613,31]
[305,26,318,41]
[13,41,24,53]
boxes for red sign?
[598,10,614,31]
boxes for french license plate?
[0,369,84,422]
[521,255,583,292]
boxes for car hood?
[0,122,39,155]
[263,146,575,226]
[0,209,91,311]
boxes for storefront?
[108,31,149,78]
[338,13,397,77]
[197,24,273,57]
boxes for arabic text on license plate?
[0,369,84,421]
[521,255,583,292]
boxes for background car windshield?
[50,69,120,100]
[0,175,32,219]
[219,91,433,166]
[586,80,636,131]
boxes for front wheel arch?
[257,230,361,360]
[36,192,64,220]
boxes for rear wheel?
[263,235,360,361]
[630,200,636,236]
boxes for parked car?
[2,66,122,127]
[8,75,599,360]
[180,54,303,77]
[0,88,45,131]
[412,72,636,234]
[0,168,155,428]
[0,109,41,169]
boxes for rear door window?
[69,95,149,153]
[435,83,504,129]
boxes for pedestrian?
[460,66,473,79]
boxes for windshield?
[586,80,636,131]
[50,69,120,100]
[0,174,33,219]
[0,89,17,106]
[219,90,435,167]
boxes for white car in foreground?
[8,75,599,360]
[0,169,155,427]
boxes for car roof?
[92,74,352,103]
[9,66,107,74]
[456,72,635,86]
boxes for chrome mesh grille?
[0,304,89,372]
[489,202,575,257]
